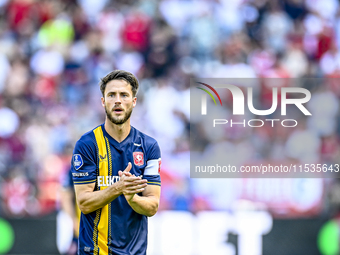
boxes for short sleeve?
[143,142,161,186]
[71,140,97,185]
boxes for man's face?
[101,80,137,125]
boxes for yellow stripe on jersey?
[105,137,113,246]
[75,203,81,237]
[93,210,100,255]
[73,179,96,184]
[147,181,161,186]
[93,126,109,255]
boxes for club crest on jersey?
[133,152,144,166]
[73,154,84,170]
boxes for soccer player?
[71,70,161,255]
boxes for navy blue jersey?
[71,124,161,255]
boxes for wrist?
[111,181,123,195]
[126,193,137,203]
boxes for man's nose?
[115,95,122,104]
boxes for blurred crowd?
[0,0,340,218]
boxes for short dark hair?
[99,70,139,97]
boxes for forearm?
[127,195,159,217]
[76,184,122,214]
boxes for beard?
[105,104,133,125]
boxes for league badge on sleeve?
[133,152,144,166]
[73,154,84,170]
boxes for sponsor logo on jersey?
[73,154,83,170]
[72,172,89,177]
[134,143,142,146]
[158,160,161,173]
[98,175,143,187]
[133,152,144,166]
[99,154,107,162]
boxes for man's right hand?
[117,162,147,201]
[74,164,147,214]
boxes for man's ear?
[101,97,105,107]
[133,97,137,108]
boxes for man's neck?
[104,118,131,143]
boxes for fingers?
[126,183,148,192]
[123,175,144,181]
[119,170,133,177]
[123,162,132,173]
[125,183,147,191]
[124,183,148,194]
[123,178,147,187]
[117,162,147,195]
[124,188,145,194]
[123,172,133,177]
[122,178,147,195]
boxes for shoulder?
[132,127,161,159]
[133,126,158,148]
[74,126,100,152]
